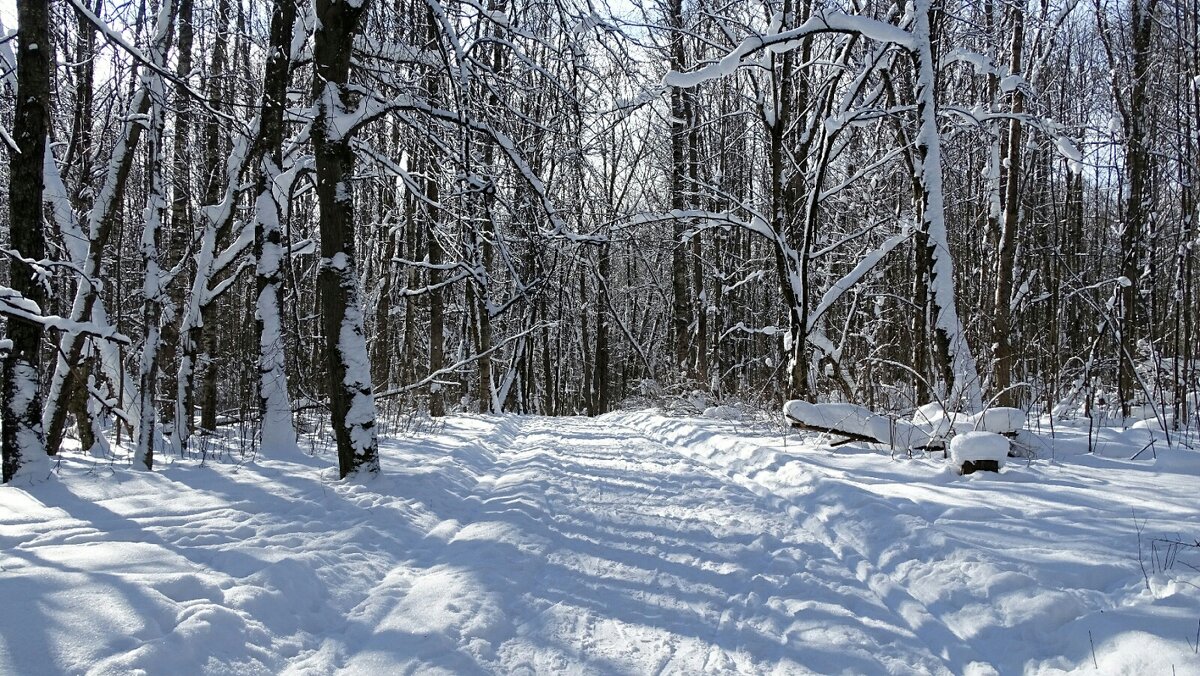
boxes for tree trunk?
[423,4,446,418]
[133,0,176,470]
[160,0,195,453]
[64,0,99,205]
[668,0,693,381]
[912,0,983,410]
[43,0,165,455]
[313,0,380,478]
[595,243,612,413]
[178,0,230,444]
[253,0,300,454]
[2,0,52,483]
[991,5,1025,407]
[1116,0,1157,418]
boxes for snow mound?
[1129,415,1172,433]
[965,407,1025,434]
[911,402,970,438]
[702,405,742,421]
[949,431,1009,466]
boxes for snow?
[662,11,914,89]
[702,404,743,420]
[911,402,971,438]
[966,407,1027,434]
[949,431,1010,466]
[910,405,1025,439]
[1130,416,1171,432]
[1054,136,1084,166]
[2,412,1199,674]
[787,400,891,437]
[785,400,931,448]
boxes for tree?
[254,0,301,454]
[1,0,52,483]
[1097,0,1160,418]
[132,0,177,470]
[312,0,381,478]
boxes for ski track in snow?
[2,412,1199,675]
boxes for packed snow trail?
[299,416,953,674]
[1,413,1198,675]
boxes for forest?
[1,0,1198,482]
[4,0,1200,672]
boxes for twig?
[1135,510,1151,591]
[1089,630,1098,669]
[1129,440,1156,461]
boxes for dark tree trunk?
[64,0,99,204]
[1116,0,1157,418]
[2,0,52,483]
[160,0,195,447]
[595,243,612,413]
[312,0,380,478]
[991,5,1025,408]
[423,5,446,418]
[188,0,230,438]
[668,0,693,382]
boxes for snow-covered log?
[784,401,932,449]
[965,407,1026,435]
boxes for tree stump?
[959,459,1001,475]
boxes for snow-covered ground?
[2,412,1199,675]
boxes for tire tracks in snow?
[602,414,982,674]
[430,416,962,673]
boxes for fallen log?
[783,401,936,450]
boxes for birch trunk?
[132,0,176,470]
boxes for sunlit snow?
[2,413,1198,674]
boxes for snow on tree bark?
[132,0,176,470]
[253,0,301,454]
[910,0,983,411]
[2,0,52,484]
[313,0,380,478]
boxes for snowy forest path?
[308,415,961,674]
[5,414,1190,675]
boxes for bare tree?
[254,0,302,453]
[1,0,52,483]
[312,0,381,478]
